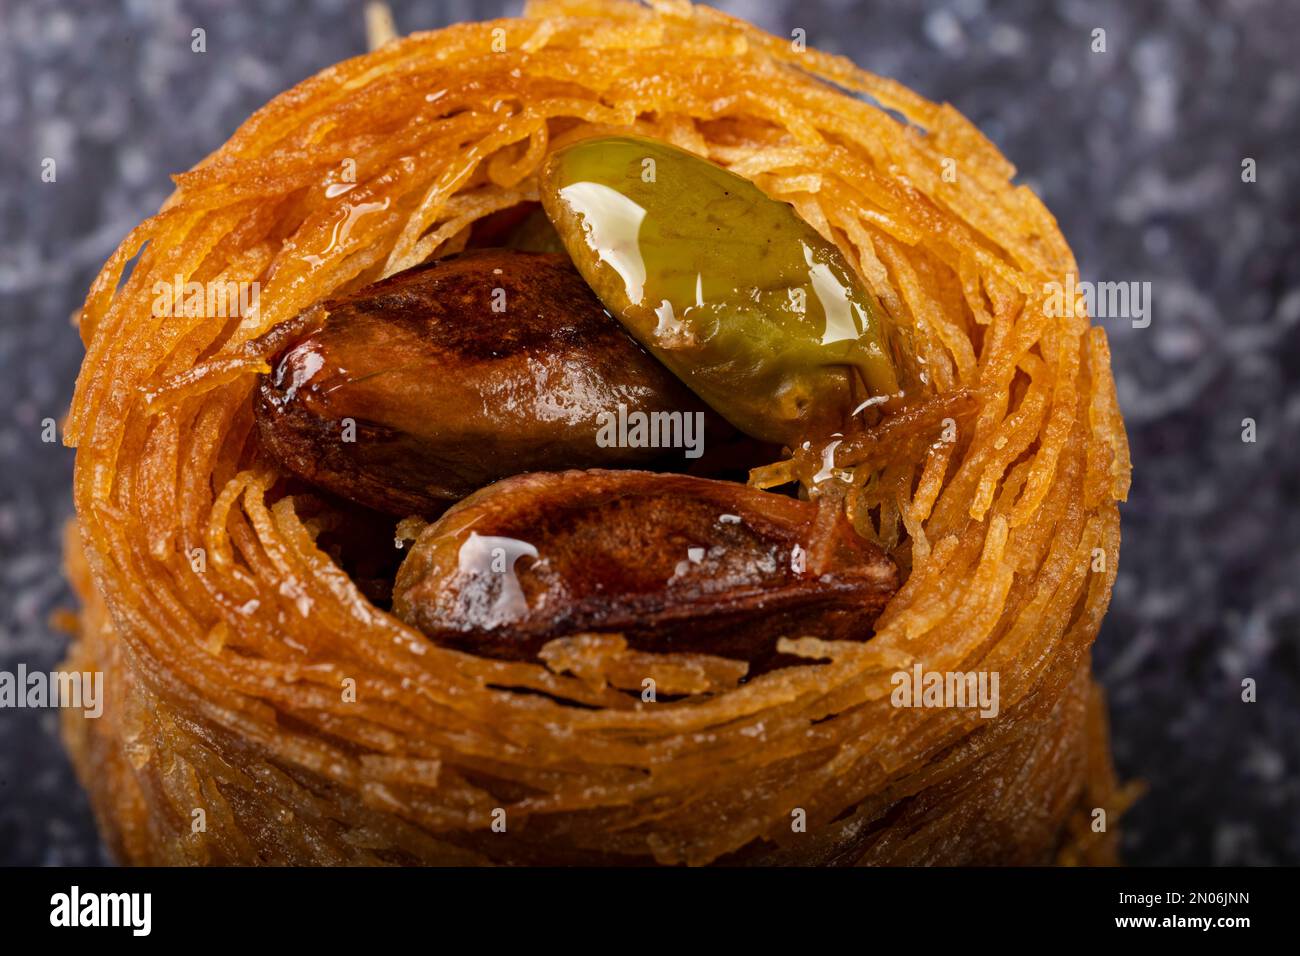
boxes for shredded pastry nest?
[61,0,1133,865]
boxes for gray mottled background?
[1,0,1297,866]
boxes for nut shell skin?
[393,469,898,670]
[254,250,716,516]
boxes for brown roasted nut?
[392,469,898,670]
[253,250,717,516]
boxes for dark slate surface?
[1,0,1297,866]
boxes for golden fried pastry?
[61,0,1132,866]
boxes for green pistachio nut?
[539,135,899,446]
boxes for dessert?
[61,0,1132,866]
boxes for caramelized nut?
[392,469,898,670]
[253,250,716,516]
